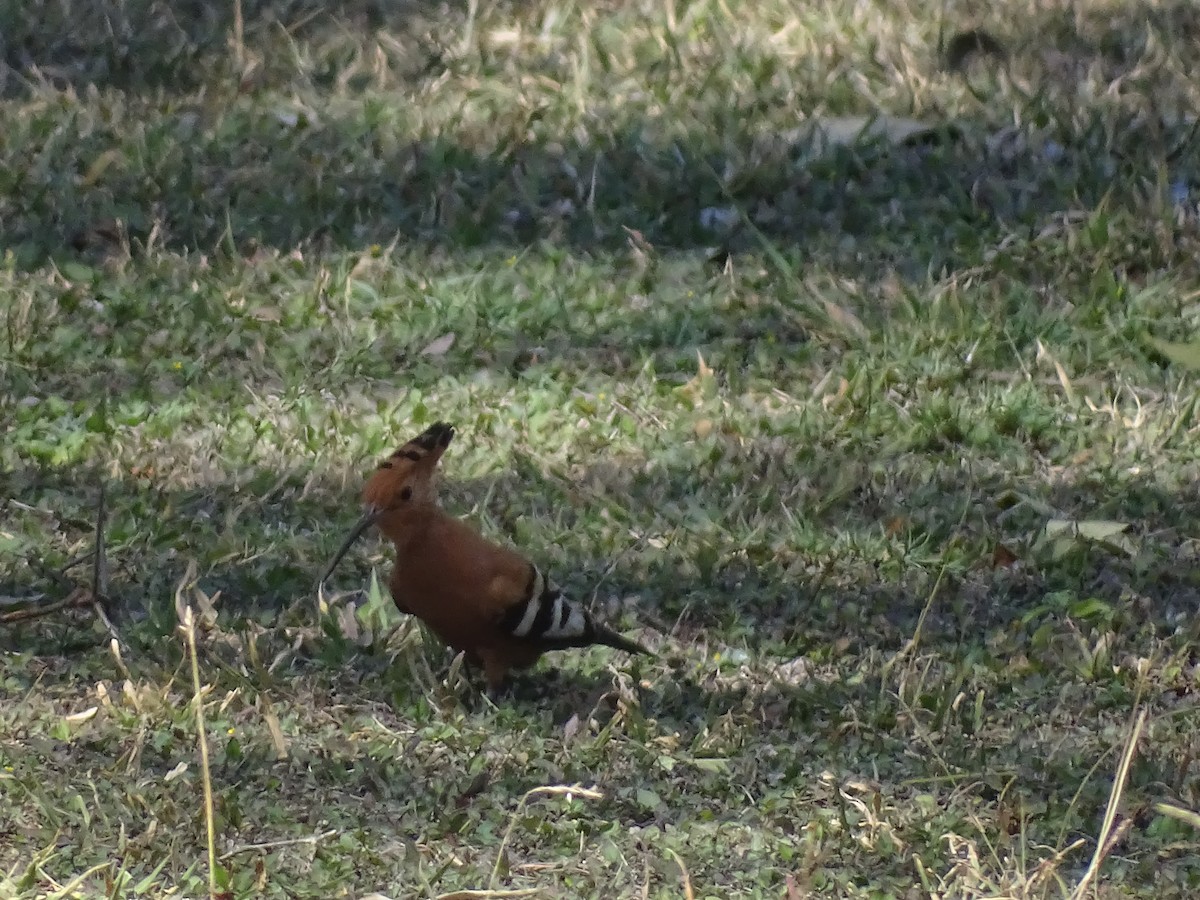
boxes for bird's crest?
[362,421,454,512]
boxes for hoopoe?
[319,422,652,694]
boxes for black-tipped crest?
[378,421,455,469]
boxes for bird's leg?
[480,651,512,703]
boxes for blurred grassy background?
[2,0,1200,896]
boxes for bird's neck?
[378,503,438,555]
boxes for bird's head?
[318,421,455,587]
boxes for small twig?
[587,532,648,608]
[39,860,112,898]
[886,489,974,674]
[489,785,603,890]
[1154,802,1200,831]
[219,830,338,861]
[0,589,91,623]
[5,498,54,516]
[90,479,126,652]
[433,890,539,900]
[91,479,107,600]
[58,548,96,575]
[1,480,128,651]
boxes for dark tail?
[591,622,653,657]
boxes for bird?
[318,421,652,694]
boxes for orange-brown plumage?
[320,422,651,693]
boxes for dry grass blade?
[433,890,540,900]
[664,848,696,900]
[180,599,219,899]
[220,829,338,861]
[1070,709,1147,900]
[488,785,604,890]
[232,0,245,70]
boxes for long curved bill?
[316,507,381,589]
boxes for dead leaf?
[1070,448,1093,466]
[991,543,1020,568]
[65,706,98,725]
[1147,335,1200,371]
[78,149,124,188]
[623,225,654,255]
[997,800,1016,837]
[249,306,282,322]
[1040,518,1137,558]
[821,376,850,410]
[674,351,718,406]
[254,857,268,891]
[823,298,867,338]
[193,586,221,630]
[335,603,361,643]
[1045,519,1129,541]
[781,114,947,159]
[1035,339,1075,402]
[884,516,908,537]
[455,769,490,807]
[261,699,289,760]
[562,713,581,743]
[773,657,810,686]
[420,332,457,357]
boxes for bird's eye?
[399,486,413,502]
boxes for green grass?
[3,0,1200,896]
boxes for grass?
[2,0,1200,896]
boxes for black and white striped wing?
[498,564,651,656]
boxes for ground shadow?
[0,0,454,96]
[5,430,1198,660]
